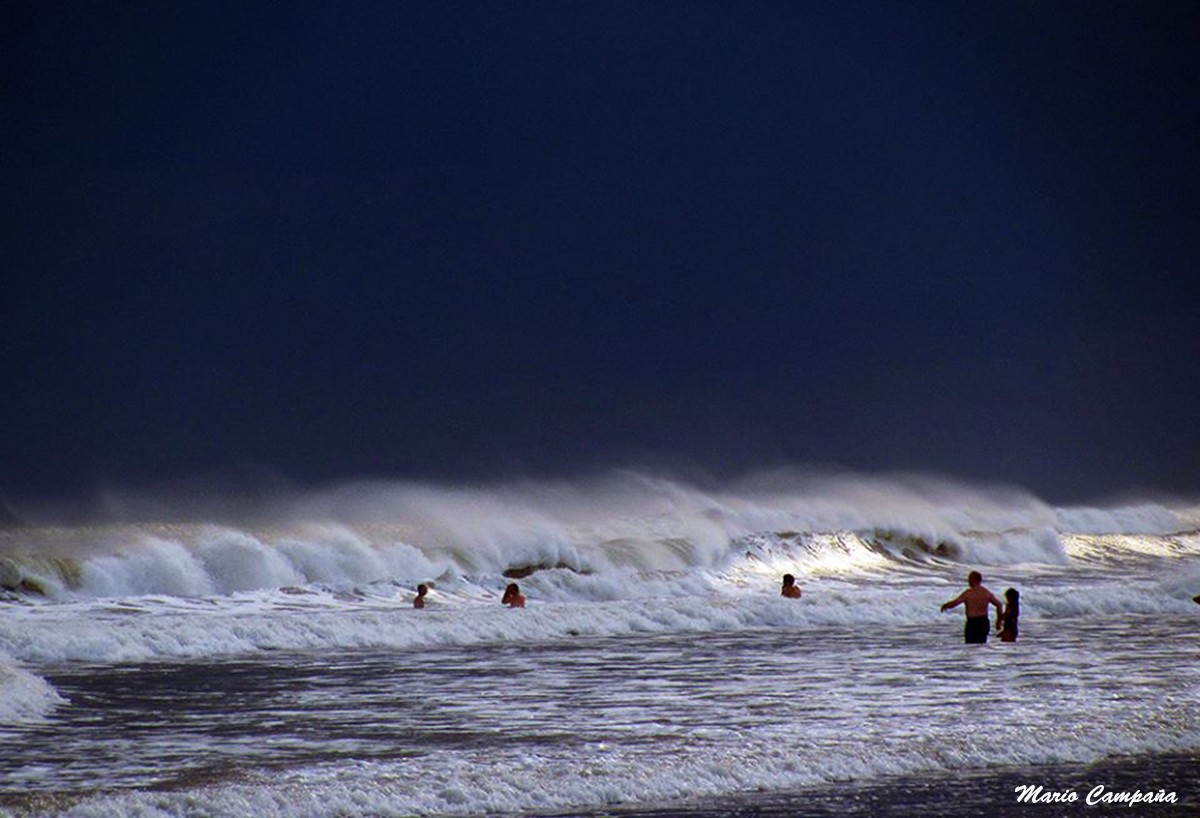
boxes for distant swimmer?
[940,571,1004,644]
[501,582,526,608]
[1194,594,1200,605]
[413,584,428,609]
[781,573,802,599]
[997,587,1019,642]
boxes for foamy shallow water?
[2,612,1198,817]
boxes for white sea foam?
[35,693,1200,818]
[4,523,1198,670]
[3,511,1198,668]
[2,550,1196,666]
[0,653,65,724]
[2,473,1196,615]
[0,520,1179,605]
[1055,503,1196,535]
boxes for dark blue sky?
[4,2,1199,503]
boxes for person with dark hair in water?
[413,584,428,609]
[940,571,1004,644]
[501,582,525,608]
[997,587,1019,642]
[780,573,802,599]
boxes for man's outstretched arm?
[940,591,966,612]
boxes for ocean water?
[1,473,1198,817]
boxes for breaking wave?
[0,652,65,723]
[1,472,1196,604]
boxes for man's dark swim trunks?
[964,616,990,644]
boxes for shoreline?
[542,751,1200,818]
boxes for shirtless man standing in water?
[940,571,1004,644]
